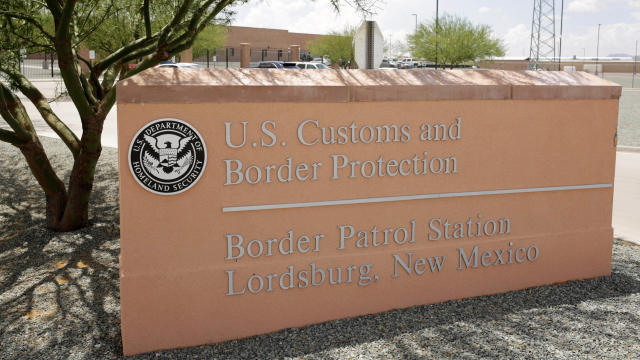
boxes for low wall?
[117,69,621,355]
[477,59,639,73]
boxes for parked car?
[155,62,201,68]
[257,61,285,68]
[399,58,421,68]
[282,62,329,69]
[311,57,331,64]
[398,62,414,69]
[379,60,397,68]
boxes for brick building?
[224,26,322,51]
[187,26,325,64]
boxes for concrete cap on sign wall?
[117,69,623,104]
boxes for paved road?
[613,151,640,245]
[19,100,118,148]
[0,83,118,148]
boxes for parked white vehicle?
[155,62,201,68]
[283,62,329,69]
[400,58,422,68]
[311,56,330,64]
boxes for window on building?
[229,48,235,57]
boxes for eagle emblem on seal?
[129,118,206,195]
[141,133,194,180]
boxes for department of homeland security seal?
[129,118,206,195]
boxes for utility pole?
[634,40,638,88]
[582,48,586,58]
[528,0,556,70]
[435,0,439,69]
[596,24,601,76]
[558,0,564,70]
[411,14,417,33]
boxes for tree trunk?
[15,112,105,232]
[16,138,68,230]
[57,115,104,231]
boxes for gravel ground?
[617,90,640,147]
[602,74,640,147]
[2,137,640,360]
[604,74,639,89]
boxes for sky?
[230,0,640,58]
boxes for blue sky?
[231,0,640,57]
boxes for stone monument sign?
[117,69,621,355]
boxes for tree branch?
[142,0,151,39]
[100,64,120,95]
[188,0,219,29]
[74,2,115,48]
[0,10,55,40]
[94,36,156,74]
[166,0,234,53]
[77,0,99,34]
[0,128,25,146]
[0,82,32,140]
[44,0,62,18]
[4,18,54,50]
[100,0,235,116]
[55,0,76,36]
[53,0,94,119]
[157,0,194,46]
[76,54,93,73]
[77,54,103,99]
[2,69,80,157]
[118,43,158,64]
[99,65,127,115]
[79,73,99,105]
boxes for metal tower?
[528,0,556,70]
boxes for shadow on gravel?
[0,140,121,360]
[2,139,640,360]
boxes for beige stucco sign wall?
[117,69,621,355]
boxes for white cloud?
[478,7,491,14]
[567,0,603,13]
[233,0,362,34]
[633,11,640,19]
[628,0,640,8]
[503,24,531,57]
[562,22,640,58]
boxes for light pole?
[634,40,638,88]
[435,0,439,69]
[558,0,564,70]
[411,14,417,33]
[582,48,586,58]
[595,24,601,76]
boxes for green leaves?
[308,26,355,68]
[407,14,505,67]
[192,25,227,59]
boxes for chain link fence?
[249,48,290,63]
[192,47,242,68]
[19,52,60,79]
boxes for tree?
[192,25,227,59]
[0,0,374,232]
[385,39,409,57]
[308,27,355,68]
[407,14,505,68]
